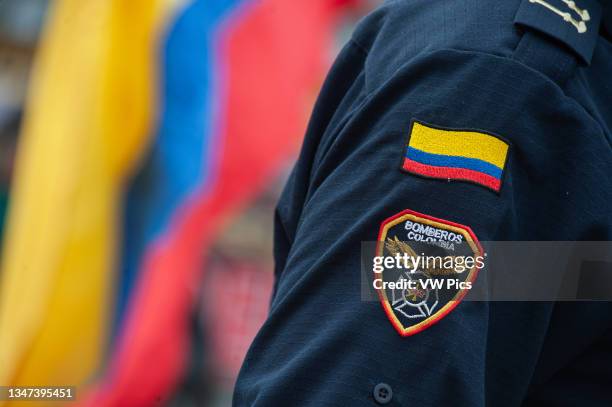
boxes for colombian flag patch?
[402,120,510,193]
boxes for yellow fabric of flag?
[0,0,184,402]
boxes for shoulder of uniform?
[351,0,522,90]
[352,0,521,57]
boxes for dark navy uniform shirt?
[234,0,612,405]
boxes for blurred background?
[0,0,379,406]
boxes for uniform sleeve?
[233,41,610,406]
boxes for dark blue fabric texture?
[234,0,612,405]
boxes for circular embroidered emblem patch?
[375,209,483,336]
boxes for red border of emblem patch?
[376,209,484,337]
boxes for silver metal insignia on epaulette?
[529,0,590,33]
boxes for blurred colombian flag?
[0,0,358,405]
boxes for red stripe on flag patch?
[402,157,501,192]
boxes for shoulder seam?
[349,38,370,56]
[356,46,609,148]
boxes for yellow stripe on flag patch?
[409,121,509,169]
